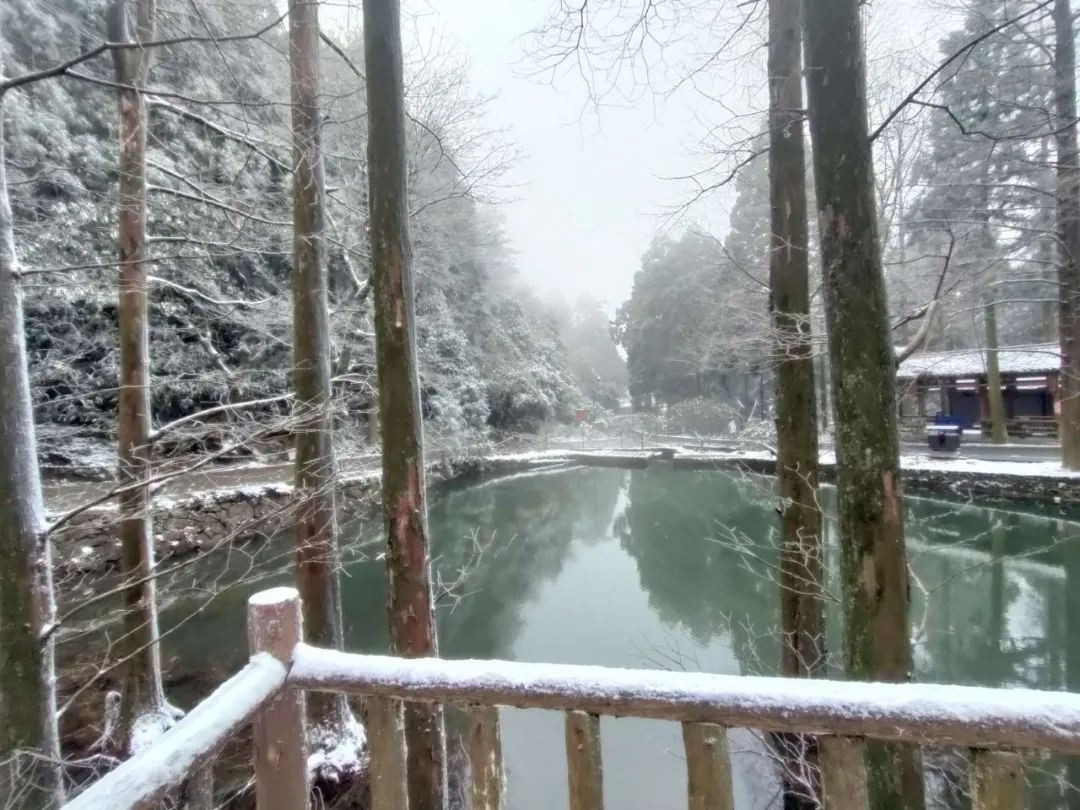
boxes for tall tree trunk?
[362,1,448,809]
[0,82,64,808]
[767,1,825,804]
[287,0,355,749]
[1055,0,1080,469]
[984,297,1009,443]
[109,0,171,752]
[802,2,925,808]
[1040,138,1059,343]
[1065,545,1080,809]
[817,349,829,432]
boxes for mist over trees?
[4,0,601,467]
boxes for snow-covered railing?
[61,654,286,810]
[64,586,1076,810]
[60,587,300,810]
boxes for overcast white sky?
[330,0,949,313]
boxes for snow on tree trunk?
[802,1,925,808]
[287,0,358,763]
[767,0,825,803]
[109,0,172,752]
[1054,0,1080,470]
[361,0,448,808]
[0,81,64,808]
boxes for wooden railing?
[63,587,1080,810]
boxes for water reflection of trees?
[428,467,627,658]
[905,502,1069,690]
[615,468,781,673]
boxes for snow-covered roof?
[896,342,1060,380]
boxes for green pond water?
[152,465,1080,808]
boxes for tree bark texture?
[0,81,64,809]
[974,184,1008,445]
[818,351,830,432]
[1040,139,1058,343]
[287,0,353,739]
[361,0,448,808]
[983,297,1009,444]
[767,1,825,804]
[768,0,825,683]
[1055,0,1080,469]
[802,2,924,808]
[109,0,170,751]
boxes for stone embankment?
[50,445,1080,575]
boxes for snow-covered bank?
[48,441,1080,577]
[47,450,577,575]
[673,447,1080,508]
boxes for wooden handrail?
[288,644,1080,755]
[61,587,1067,810]
[62,653,287,810]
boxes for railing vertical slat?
[566,710,604,810]
[681,722,734,810]
[366,697,409,810]
[971,750,1026,810]
[820,736,869,810]
[468,705,505,810]
[247,588,309,810]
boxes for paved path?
[900,440,1059,463]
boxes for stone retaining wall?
[672,454,1080,510]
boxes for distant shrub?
[666,397,740,436]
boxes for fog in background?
[324,0,953,312]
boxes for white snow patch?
[308,714,367,781]
[483,448,577,463]
[900,455,1080,479]
[248,585,299,606]
[898,343,1060,379]
[673,447,1080,480]
[128,710,174,756]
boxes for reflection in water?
[147,466,1080,809]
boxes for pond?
[152,465,1080,808]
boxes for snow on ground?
[899,454,1080,479]
[676,444,1080,480]
[308,714,367,782]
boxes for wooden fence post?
[820,736,869,810]
[366,697,409,810]
[566,711,603,810]
[971,750,1026,810]
[682,722,734,810]
[468,705,505,810]
[247,587,309,810]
